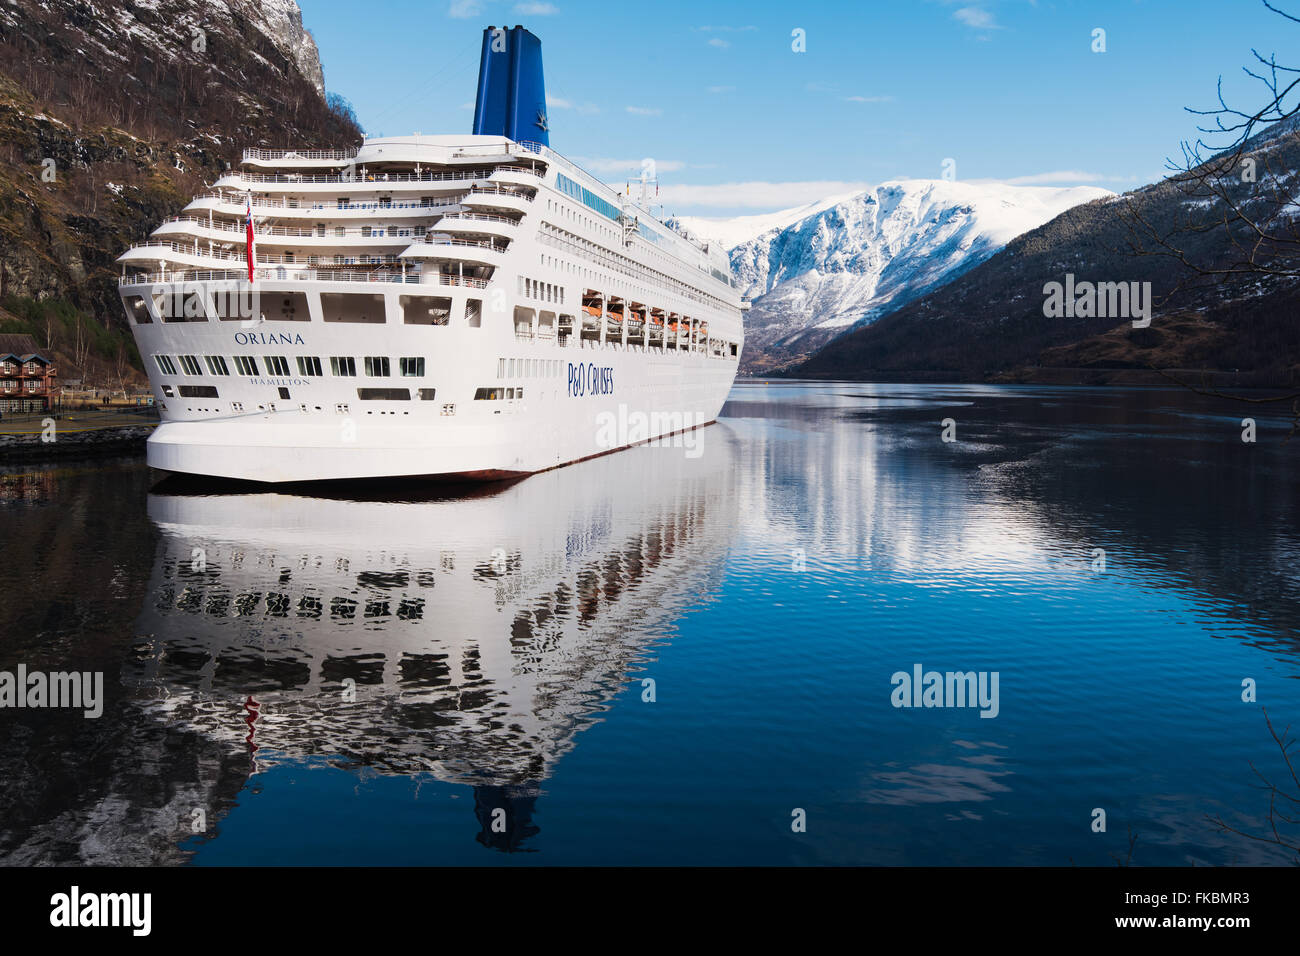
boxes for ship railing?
[432,274,488,289]
[225,170,494,185]
[422,236,504,250]
[125,242,409,268]
[464,184,533,197]
[490,165,544,178]
[189,193,463,213]
[438,212,519,225]
[119,268,423,286]
[243,148,359,162]
[158,216,429,239]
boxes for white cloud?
[985,170,1115,185]
[696,25,758,32]
[845,95,894,103]
[460,101,475,110]
[953,6,999,30]
[448,0,484,18]
[626,106,662,116]
[660,180,872,210]
[572,157,688,175]
[708,37,730,48]
[549,96,600,114]
[708,85,736,94]
[515,1,559,13]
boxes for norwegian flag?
[244,192,256,282]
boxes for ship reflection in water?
[4,384,1300,866]
[127,429,741,856]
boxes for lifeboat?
[581,303,602,329]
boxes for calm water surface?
[1,383,1297,865]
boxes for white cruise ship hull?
[143,340,734,483]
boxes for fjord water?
[1,383,1297,866]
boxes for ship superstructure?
[117,26,745,483]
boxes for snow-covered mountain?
[682,180,1112,372]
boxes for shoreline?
[0,425,154,463]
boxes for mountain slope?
[689,180,1110,373]
[793,124,1300,386]
[0,0,360,381]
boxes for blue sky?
[299,0,1298,216]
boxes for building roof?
[0,334,47,361]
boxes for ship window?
[212,289,255,322]
[157,289,209,323]
[178,385,219,398]
[297,356,323,376]
[399,357,425,377]
[161,385,174,397]
[473,387,503,400]
[399,295,452,326]
[265,356,291,376]
[364,356,391,377]
[330,356,357,376]
[322,292,385,323]
[178,355,202,375]
[418,388,437,400]
[357,387,409,400]
[154,355,178,376]
[204,355,230,375]
[465,298,482,327]
[233,356,259,376]
[125,295,152,324]
[270,293,309,321]
[507,388,516,399]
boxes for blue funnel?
[472,26,549,147]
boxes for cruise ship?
[117,26,746,483]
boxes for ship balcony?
[154,218,431,246]
[213,169,496,193]
[183,194,463,219]
[118,266,424,287]
[241,147,359,168]
[401,236,507,267]
[460,188,533,215]
[119,241,413,273]
[433,212,521,239]
[487,166,546,188]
